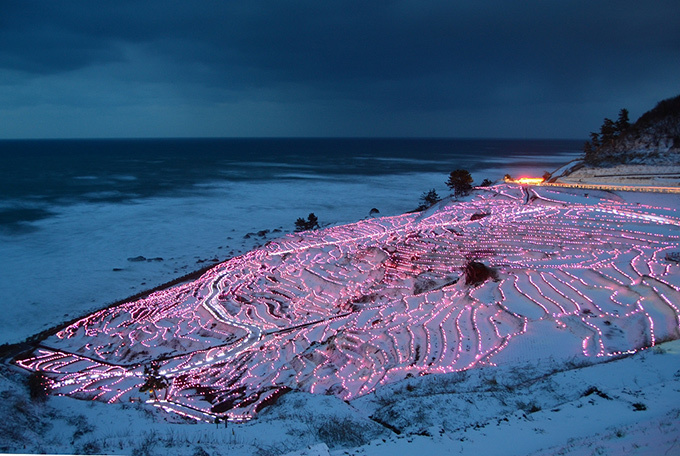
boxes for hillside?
[4,184,679,456]
[15,185,680,422]
[584,94,680,166]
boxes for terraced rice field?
[16,184,680,422]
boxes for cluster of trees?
[582,94,680,165]
[415,169,494,211]
[294,213,320,232]
[583,108,631,162]
[294,169,495,227]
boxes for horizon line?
[0,135,586,142]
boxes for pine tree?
[294,217,308,232]
[589,132,601,149]
[446,169,473,197]
[419,189,441,208]
[600,118,617,146]
[615,108,630,132]
[306,213,319,229]
[295,213,320,232]
[583,141,594,161]
[583,107,632,164]
[139,361,169,400]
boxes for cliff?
[584,94,680,165]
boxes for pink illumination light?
[14,184,680,422]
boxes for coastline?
[3,160,680,455]
[6,157,680,359]
[0,138,583,346]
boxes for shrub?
[632,402,647,411]
[582,386,611,400]
[417,189,441,210]
[78,440,102,455]
[192,446,210,456]
[295,213,320,232]
[27,371,50,402]
[315,417,368,449]
[131,432,158,456]
[517,401,541,414]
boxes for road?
[540,181,680,193]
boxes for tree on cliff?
[582,94,680,165]
[615,108,630,132]
[583,108,633,164]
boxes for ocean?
[0,138,582,343]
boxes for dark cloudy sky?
[1,1,678,139]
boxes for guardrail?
[540,182,680,194]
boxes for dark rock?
[127,256,146,262]
[666,251,680,262]
[632,402,647,411]
[470,213,489,221]
[464,261,497,286]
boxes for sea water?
[0,138,582,343]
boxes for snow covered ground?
[2,339,679,455]
[0,172,451,345]
[557,163,680,188]
[3,181,680,455]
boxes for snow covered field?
[4,182,680,455]
[0,172,451,345]
[2,319,680,455]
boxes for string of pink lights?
[15,184,680,422]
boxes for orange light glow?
[506,177,545,185]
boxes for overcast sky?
[1,1,678,139]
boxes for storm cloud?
[1,1,678,138]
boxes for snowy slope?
[2,183,680,455]
[2,339,679,455]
